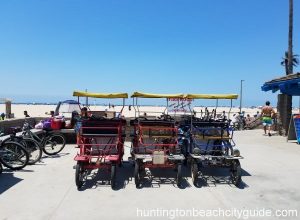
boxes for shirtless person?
[261,101,275,136]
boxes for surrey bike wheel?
[134,160,142,188]
[111,164,117,189]
[43,133,66,155]
[231,159,242,187]
[176,163,183,187]
[75,162,86,190]
[0,141,29,170]
[191,160,200,186]
[20,138,42,165]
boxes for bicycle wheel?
[0,141,29,170]
[43,133,66,155]
[20,138,42,165]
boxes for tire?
[0,141,29,170]
[231,160,242,187]
[75,162,85,189]
[111,165,117,189]
[0,162,3,174]
[43,133,66,155]
[191,160,199,186]
[20,138,42,165]
[134,160,141,188]
[182,139,189,166]
[176,163,183,187]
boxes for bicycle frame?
[23,130,47,147]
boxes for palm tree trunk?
[285,58,289,75]
[278,94,292,135]
[288,0,293,75]
[281,0,294,135]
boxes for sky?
[0,0,300,106]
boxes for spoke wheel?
[20,138,42,165]
[231,160,242,187]
[0,142,29,170]
[43,133,66,155]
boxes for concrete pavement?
[0,130,299,220]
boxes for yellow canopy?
[73,91,128,98]
[186,94,238,99]
[131,92,185,99]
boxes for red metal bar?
[81,126,119,129]
[139,126,178,130]
[134,147,175,153]
[139,143,177,146]
[77,143,117,146]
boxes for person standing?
[0,113,5,120]
[261,101,275,136]
[24,111,30,117]
[74,107,90,147]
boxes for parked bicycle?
[22,122,66,156]
[8,127,42,165]
[0,132,29,170]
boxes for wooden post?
[5,100,12,118]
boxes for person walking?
[261,101,275,136]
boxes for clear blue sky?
[0,0,299,106]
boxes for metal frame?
[178,93,242,186]
[130,92,186,187]
[73,91,128,189]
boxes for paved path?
[0,130,299,220]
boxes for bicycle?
[0,132,29,170]
[22,122,66,155]
[7,127,42,165]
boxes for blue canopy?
[261,73,300,96]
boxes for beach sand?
[0,104,278,119]
[0,104,57,118]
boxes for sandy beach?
[0,104,57,119]
[0,103,284,119]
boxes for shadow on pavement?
[42,152,70,159]
[76,162,251,190]
[193,167,251,189]
[0,169,24,194]
[78,162,192,190]
[138,165,191,189]
[79,162,133,191]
